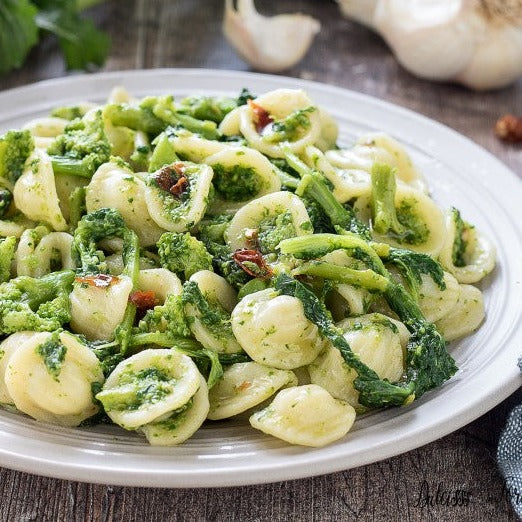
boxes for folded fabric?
[497,358,522,519]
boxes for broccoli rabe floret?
[370,163,429,245]
[264,107,315,143]
[105,96,220,140]
[47,110,111,178]
[212,163,263,202]
[157,232,213,280]
[148,132,179,172]
[0,236,15,283]
[0,187,13,217]
[199,216,251,289]
[178,95,237,123]
[137,293,191,339]
[72,207,130,275]
[0,270,75,334]
[284,148,371,240]
[51,104,93,121]
[0,129,34,184]
[237,88,255,106]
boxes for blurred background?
[1,0,520,174]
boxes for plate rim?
[0,68,521,488]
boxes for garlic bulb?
[223,0,321,72]
[337,0,522,90]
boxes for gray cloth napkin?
[497,358,522,519]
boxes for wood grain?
[0,1,520,520]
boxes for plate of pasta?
[0,69,520,487]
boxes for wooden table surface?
[0,1,521,520]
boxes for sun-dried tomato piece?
[129,290,158,310]
[154,163,189,197]
[154,165,176,192]
[169,176,188,197]
[75,274,119,288]
[248,99,273,133]
[495,114,522,143]
[233,249,273,279]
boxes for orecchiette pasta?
[140,375,209,446]
[16,227,75,278]
[231,289,326,369]
[435,284,485,342]
[13,149,68,231]
[226,191,312,252]
[354,183,446,256]
[238,89,322,158]
[185,270,243,354]
[96,349,201,430]
[86,162,164,246]
[438,210,496,284]
[4,331,103,427]
[207,362,297,420]
[144,162,214,232]
[308,313,407,409]
[250,384,356,447]
[70,275,133,340]
[204,146,281,213]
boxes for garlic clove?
[338,0,522,90]
[223,0,321,72]
[373,0,483,80]
[336,0,379,29]
[458,24,522,90]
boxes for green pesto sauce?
[395,199,430,245]
[36,333,67,381]
[211,163,263,201]
[105,367,173,411]
[257,211,297,254]
[151,398,194,432]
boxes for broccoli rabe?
[264,107,315,143]
[137,293,191,339]
[451,207,473,267]
[72,208,140,355]
[105,96,220,140]
[47,110,111,178]
[51,104,93,121]
[0,236,16,283]
[236,88,255,106]
[157,232,213,280]
[0,187,13,217]
[0,270,75,334]
[278,234,457,404]
[148,132,179,172]
[370,163,429,245]
[284,148,371,240]
[0,129,34,185]
[178,95,237,124]
[212,163,263,201]
[199,217,252,289]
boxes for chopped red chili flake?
[236,381,252,392]
[153,162,189,197]
[248,99,273,133]
[233,249,273,279]
[129,290,158,311]
[75,274,119,288]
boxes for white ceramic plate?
[0,69,520,488]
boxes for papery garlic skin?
[223,0,321,72]
[337,0,522,90]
